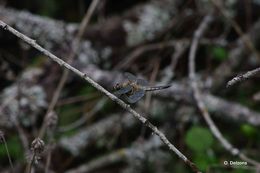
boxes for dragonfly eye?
[113,83,120,90]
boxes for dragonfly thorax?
[114,81,140,94]
[129,82,141,94]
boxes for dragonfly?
[113,72,171,103]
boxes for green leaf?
[185,126,214,152]
[211,46,228,61]
[240,124,257,138]
[195,151,218,171]
[194,154,210,170]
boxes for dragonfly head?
[113,83,121,90]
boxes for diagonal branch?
[39,0,100,138]
[188,14,260,167]
[61,66,260,126]
[39,2,100,172]
[0,20,201,173]
[227,66,260,87]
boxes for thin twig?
[45,136,55,173]
[26,153,36,173]
[114,41,176,70]
[209,0,259,57]
[210,0,260,90]
[171,41,188,71]
[58,98,107,132]
[0,132,14,173]
[10,113,29,151]
[227,66,260,87]
[188,14,260,167]
[188,15,213,80]
[39,0,100,138]
[40,1,100,171]
[57,92,99,106]
[26,138,45,173]
[42,1,100,169]
[0,20,201,173]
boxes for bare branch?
[39,0,100,139]
[38,2,100,172]
[114,40,177,70]
[0,20,201,173]
[188,14,260,167]
[227,66,260,87]
[77,66,260,125]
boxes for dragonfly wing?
[113,85,132,96]
[125,90,145,103]
[124,72,137,82]
[137,78,149,86]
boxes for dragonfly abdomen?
[143,85,171,91]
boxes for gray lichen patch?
[123,3,173,46]
[0,68,47,127]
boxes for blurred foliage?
[185,126,216,170]
[240,124,257,139]
[208,167,256,173]
[237,89,252,106]
[38,0,58,17]
[211,46,228,61]
[7,0,89,22]
[193,152,217,171]
[0,135,23,161]
[1,0,260,172]
[78,84,96,95]
[30,55,48,67]
[58,104,82,126]
[99,100,115,114]
[185,126,214,152]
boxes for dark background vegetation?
[0,0,260,173]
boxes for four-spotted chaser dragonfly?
[113,72,171,103]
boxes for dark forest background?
[0,0,260,173]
